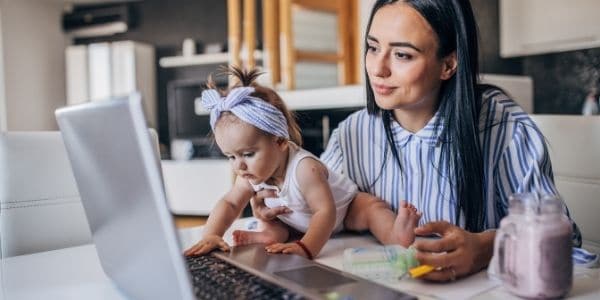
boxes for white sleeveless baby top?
[251,143,358,233]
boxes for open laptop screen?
[56,94,195,300]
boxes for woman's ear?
[440,51,458,80]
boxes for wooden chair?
[278,0,358,90]
[227,0,359,89]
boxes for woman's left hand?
[412,221,494,282]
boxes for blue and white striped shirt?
[321,88,582,246]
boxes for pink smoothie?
[496,196,573,299]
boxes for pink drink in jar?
[494,193,572,298]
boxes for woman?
[253,0,582,281]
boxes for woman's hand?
[184,234,230,256]
[412,221,495,282]
[250,189,292,221]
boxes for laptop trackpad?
[275,265,356,290]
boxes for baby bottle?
[342,245,420,281]
[494,193,573,298]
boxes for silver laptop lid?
[55,94,195,300]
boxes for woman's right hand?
[183,234,230,256]
[250,189,292,221]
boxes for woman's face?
[365,3,455,113]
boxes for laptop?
[55,93,415,300]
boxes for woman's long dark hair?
[365,0,485,232]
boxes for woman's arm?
[412,221,495,281]
[496,120,582,246]
[184,176,254,255]
[319,127,345,174]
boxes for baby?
[184,67,421,259]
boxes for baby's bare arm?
[184,176,254,256]
[295,158,336,257]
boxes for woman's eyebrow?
[367,35,422,52]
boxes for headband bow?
[199,87,289,139]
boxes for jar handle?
[496,224,517,286]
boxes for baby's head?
[200,66,301,183]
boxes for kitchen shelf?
[194,84,366,115]
[159,50,263,68]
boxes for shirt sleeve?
[319,127,345,174]
[495,121,582,247]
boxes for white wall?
[0,5,6,132]
[0,0,67,131]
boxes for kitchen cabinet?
[500,0,600,57]
[65,41,157,128]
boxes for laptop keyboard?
[186,254,305,300]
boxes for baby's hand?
[265,242,310,259]
[251,189,292,221]
[184,234,230,256]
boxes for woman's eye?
[394,52,412,60]
[367,45,378,53]
[227,156,235,160]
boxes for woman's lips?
[372,83,395,96]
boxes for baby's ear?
[276,137,289,150]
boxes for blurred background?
[0,0,598,154]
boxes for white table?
[3,223,599,300]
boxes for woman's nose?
[370,54,391,78]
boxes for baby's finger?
[281,245,297,254]
[265,243,286,252]
[188,245,206,256]
[255,189,278,200]
[184,243,204,256]
[218,241,230,252]
[198,243,218,255]
[265,243,283,251]
[266,207,292,219]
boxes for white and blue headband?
[199,86,290,139]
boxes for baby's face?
[214,120,287,184]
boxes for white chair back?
[1,132,92,257]
[1,129,161,257]
[530,115,600,252]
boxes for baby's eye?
[226,155,235,160]
[243,152,255,158]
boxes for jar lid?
[508,193,563,215]
[508,193,538,214]
[539,194,564,214]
